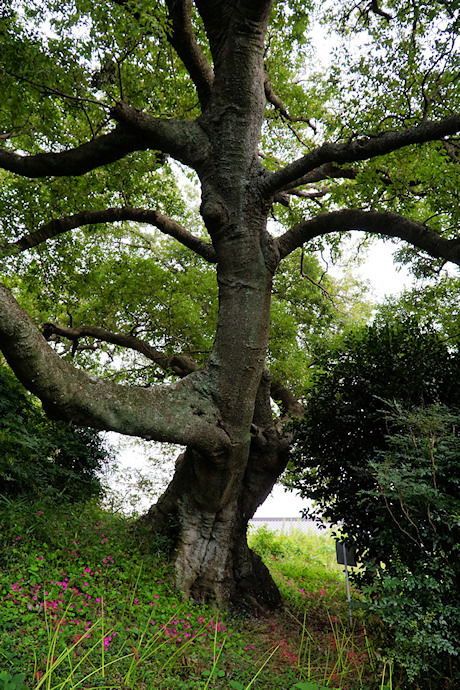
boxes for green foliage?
[0,671,28,690]
[285,319,460,685]
[360,404,460,685]
[285,317,460,564]
[0,362,111,502]
[1,501,389,689]
[380,273,460,340]
[248,525,345,613]
[269,250,372,398]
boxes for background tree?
[0,0,460,608]
[284,317,460,564]
[0,361,111,503]
[379,272,460,343]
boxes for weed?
[0,501,396,688]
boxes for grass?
[0,498,391,689]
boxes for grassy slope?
[0,500,385,690]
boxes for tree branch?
[261,115,460,197]
[194,0,234,64]
[237,0,275,22]
[279,163,359,192]
[270,378,305,419]
[0,283,228,452]
[0,206,217,263]
[0,127,149,178]
[0,108,210,178]
[276,209,460,266]
[111,0,214,107]
[370,0,392,21]
[264,72,316,133]
[42,322,199,378]
[164,0,214,108]
[110,103,210,167]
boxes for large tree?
[1,0,460,608]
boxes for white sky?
[353,239,413,299]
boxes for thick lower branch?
[0,284,227,452]
[0,127,148,178]
[0,109,210,178]
[110,103,210,168]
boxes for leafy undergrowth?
[0,499,389,689]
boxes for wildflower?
[104,633,116,650]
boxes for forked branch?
[43,322,199,378]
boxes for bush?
[0,362,112,502]
[284,319,460,686]
[285,318,460,567]
[360,404,460,686]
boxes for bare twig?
[264,71,317,134]
[300,247,344,312]
[2,68,111,108]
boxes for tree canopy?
[0,0,460,608]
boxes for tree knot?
[200,196,229,232]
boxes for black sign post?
[335,541,356,627]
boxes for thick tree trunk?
[140,372,290,610]
[140,445,283,609]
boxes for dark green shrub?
[285,318,460,567]
[0,362,112,502]
[285,319,460,686]
[361,404,460,686]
